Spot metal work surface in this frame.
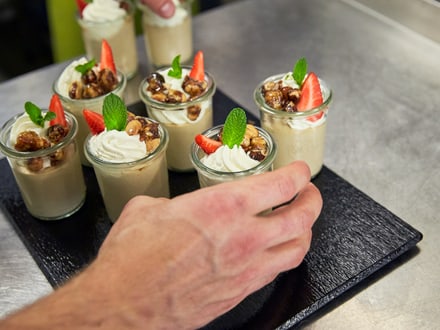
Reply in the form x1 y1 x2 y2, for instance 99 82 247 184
1 0 439 328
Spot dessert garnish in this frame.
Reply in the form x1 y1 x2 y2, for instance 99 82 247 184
14 95 70 171
145 50 208 120
168 55 182 79
195 108 268 161
76 0 129 18
261 57 324 121
83 93 161 152
69 39 118 99
75 0 90 17
188 50 205 82
24 102 55 128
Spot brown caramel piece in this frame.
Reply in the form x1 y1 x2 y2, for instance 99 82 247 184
26 157 44 172
15 131 50 152
187 105 201 121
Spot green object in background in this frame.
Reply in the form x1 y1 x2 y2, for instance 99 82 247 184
46 0 85 62
46 0 201 63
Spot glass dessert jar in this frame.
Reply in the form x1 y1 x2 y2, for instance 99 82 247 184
84 117 170 223
139 67 216 172
77 0 138 79
0 112 86 220
254 73 332 178
190 125 277 188
136 0 193 68
52 64 127 166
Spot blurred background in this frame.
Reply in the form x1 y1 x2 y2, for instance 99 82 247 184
0 0 237 82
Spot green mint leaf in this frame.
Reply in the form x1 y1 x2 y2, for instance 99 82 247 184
24 101 52 127
167 55 182 79
222 107 247 149
75 59 96 75
44 111 56 122
103 93 127 131
293 57 307 86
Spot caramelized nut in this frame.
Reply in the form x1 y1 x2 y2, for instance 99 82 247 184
125 119 142 135
187 105 201 121
27 157 44 172
146 138 160 153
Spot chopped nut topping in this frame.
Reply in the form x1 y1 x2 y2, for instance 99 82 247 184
145 71 208 121
126 115 162 153
15 131 50 152
218 123 269 162
261 79 302 112
69 67 118 100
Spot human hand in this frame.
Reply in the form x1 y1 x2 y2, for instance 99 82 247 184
84 161 322 329
140 0 176 18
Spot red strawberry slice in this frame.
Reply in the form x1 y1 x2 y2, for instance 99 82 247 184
83 109 105 135
100 39 116 75
75 0 88 17
189 50 205 81
49 94 67 128
195 134 221 154
296 72 324 122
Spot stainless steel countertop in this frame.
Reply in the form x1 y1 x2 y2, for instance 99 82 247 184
1 0 439 328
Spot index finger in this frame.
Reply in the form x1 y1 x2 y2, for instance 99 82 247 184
179 161 312 217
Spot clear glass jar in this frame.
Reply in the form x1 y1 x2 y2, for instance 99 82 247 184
190 125 277 187
77 0 138 79
139 67 216 172
0 111 86 220
52 69 127 166
136 0 193 68
84 118 169 223
254 73 332 178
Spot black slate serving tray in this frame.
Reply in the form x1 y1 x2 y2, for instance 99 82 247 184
0 90 422 329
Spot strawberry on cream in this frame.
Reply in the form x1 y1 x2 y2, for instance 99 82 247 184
254 59 332 177
139 59 216 172
82 0 126 22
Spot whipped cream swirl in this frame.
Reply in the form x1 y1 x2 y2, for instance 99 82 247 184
82 0 126 22
201 145 259 172
56 57 88 98
9 113 49 145
88 130 147 163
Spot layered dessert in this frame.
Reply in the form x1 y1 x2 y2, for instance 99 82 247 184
191 107 276 187
0 95 86 220
139 51 216 171
137 0 193 67
84 93 169 222
52 39 126 165
254 58 332 177
77 0 138 78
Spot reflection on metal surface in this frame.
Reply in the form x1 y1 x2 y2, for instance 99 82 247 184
346 0 440 43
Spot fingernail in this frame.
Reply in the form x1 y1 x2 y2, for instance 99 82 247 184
159 2 175 18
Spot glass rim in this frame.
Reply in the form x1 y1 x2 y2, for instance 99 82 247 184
0 111 78 158
84 118 169 168
253 73 333 118
138 67 216 111
52 69 127 106
190 124 277 177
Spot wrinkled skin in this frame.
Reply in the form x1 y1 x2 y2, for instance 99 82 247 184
0 161 322 330
141 0 176 18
